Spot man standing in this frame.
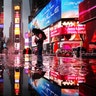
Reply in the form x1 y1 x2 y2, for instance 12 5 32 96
34 33 44 68
32 28 47 69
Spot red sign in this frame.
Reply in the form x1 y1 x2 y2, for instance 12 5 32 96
79 0 96 23
51 27 66 37
67 25 86 34
51 25 86 37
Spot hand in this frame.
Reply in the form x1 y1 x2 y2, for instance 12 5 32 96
35 36 39 40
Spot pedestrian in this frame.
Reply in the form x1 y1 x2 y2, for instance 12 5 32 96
34 33 44 68
32 28 47 69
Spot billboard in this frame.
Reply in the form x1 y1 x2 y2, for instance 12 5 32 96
79 0 96 23
61 0 83 18
29 0 84 30
31 0 61 29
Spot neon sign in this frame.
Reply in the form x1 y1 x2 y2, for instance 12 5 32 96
14 6 20 10
14 5 21 49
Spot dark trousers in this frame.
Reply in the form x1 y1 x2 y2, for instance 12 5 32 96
37 46 43 66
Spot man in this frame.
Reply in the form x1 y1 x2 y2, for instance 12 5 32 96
34 33 44 68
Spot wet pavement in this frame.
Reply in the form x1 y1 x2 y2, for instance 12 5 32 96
0 53 96 96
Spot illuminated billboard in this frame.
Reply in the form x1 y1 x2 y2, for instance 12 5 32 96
31 0 61 29
14 5 21 43
61 0 83 18
79 0 96 23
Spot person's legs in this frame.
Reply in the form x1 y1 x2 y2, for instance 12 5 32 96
36 47 43 67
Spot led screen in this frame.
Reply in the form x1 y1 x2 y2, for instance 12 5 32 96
61 0 83 18
31 0 61 29
61 89 79 96
79 0 96 23
29 0 84 30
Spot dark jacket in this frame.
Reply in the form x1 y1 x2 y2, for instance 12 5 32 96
35 37 43 48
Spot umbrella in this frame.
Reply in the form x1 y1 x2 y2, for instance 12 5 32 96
32 28 47 40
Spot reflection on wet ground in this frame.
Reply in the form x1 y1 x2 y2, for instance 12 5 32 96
0 53 96 96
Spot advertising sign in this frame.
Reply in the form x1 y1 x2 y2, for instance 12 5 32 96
43 28 50 44
61 0 83 18
32 36 37 46
61 89 79 96
79 0 96 23
31 0 61 29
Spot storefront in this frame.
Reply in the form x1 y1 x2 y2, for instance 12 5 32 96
50 20 86 55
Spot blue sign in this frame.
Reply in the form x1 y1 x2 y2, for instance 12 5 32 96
30 78 61 96
32 0 61 29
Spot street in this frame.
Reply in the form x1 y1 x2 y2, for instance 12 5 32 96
0 53 96 96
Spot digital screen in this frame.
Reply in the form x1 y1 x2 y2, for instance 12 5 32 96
14 9 20 40
43 28 50 44
15 80 19 83
79 0 96 23
61 0 83 18
31 0 61 29
29 0 84 30
61 89 79 96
